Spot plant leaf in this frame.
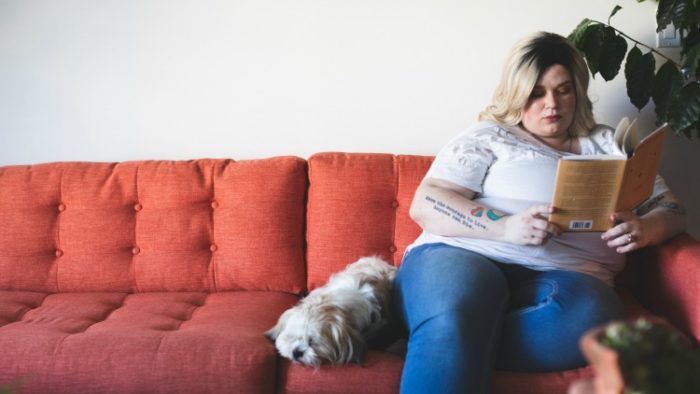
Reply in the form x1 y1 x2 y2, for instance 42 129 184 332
657 0 674 32
609 5 623 25
598 27 628 81
568 18 592 47
582 24 606 77
657 0 691 31
652 60 684 122
682 43 700 77
667 81 700 132
625 47 655 110
682 29 700 57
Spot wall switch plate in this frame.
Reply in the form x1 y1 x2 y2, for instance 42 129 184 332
657 24 682 48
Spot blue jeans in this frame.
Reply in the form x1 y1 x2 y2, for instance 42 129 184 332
394 243 624 394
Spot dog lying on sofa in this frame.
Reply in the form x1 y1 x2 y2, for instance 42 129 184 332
266 256 396 367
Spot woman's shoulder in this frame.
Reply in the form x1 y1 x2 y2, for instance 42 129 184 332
465 120 510 134
586 123 615 138
582 124 619 155
451 121 513 142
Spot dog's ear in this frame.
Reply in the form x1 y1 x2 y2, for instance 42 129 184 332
324 313 367 365
265 309 292 342
348 327 368 365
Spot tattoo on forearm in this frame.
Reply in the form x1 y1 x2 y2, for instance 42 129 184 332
425 195 505 232
635 194 664 215
636 194 686 216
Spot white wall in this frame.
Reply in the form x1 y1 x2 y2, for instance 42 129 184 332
1 0 699 238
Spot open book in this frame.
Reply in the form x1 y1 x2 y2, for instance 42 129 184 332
549 118 668 232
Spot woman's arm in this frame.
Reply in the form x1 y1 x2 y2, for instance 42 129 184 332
410 178 562 245
602 191 687 253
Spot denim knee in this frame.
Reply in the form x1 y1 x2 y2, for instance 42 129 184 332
394 243 509 334
497 270 624 372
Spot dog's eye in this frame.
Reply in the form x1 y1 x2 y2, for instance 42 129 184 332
307 338 314 347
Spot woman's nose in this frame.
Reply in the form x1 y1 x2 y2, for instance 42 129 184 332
544 91 557 109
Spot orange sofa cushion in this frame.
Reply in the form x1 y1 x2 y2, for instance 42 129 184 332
0 158 306 293
0 290 298 393
306 153 432 290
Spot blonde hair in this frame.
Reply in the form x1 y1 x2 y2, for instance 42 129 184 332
479 32 596 137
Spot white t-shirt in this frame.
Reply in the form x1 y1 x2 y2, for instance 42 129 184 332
408 121 669 285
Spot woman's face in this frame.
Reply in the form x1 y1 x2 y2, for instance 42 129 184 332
520 64 576 140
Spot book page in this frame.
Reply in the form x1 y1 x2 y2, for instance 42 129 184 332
550 159 626 231
615 124 668 211
613 117 630 154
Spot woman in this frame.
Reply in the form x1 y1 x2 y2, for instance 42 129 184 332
394 32 687 393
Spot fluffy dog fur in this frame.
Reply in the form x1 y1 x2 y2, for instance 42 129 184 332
265 256 397 367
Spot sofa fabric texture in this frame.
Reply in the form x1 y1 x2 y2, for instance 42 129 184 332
0 158 307 294
1 154 698 394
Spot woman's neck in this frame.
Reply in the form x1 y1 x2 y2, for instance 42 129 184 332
516 126 575 153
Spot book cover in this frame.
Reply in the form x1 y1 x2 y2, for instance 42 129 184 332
549 119 668 232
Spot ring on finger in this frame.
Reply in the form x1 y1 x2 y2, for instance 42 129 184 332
626 233 636 244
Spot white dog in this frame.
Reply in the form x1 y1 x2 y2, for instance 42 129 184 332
265 256 397 367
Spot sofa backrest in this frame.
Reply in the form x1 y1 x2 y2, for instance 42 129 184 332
0 158 307 294
306 153 432 290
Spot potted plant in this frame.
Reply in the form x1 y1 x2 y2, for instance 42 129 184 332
569 0 700 138
577 318 700 394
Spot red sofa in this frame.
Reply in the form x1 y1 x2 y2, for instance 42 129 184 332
1 153 698 394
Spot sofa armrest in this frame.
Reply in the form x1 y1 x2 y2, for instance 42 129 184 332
636 233 700 342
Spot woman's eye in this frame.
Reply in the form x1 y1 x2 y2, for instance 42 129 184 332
558 87 572 94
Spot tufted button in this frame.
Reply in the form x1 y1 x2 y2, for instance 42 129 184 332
134 203 143 212
391 200 399 208
132 247 140 255
209 244 218 252
57 203 66 212
389 245 397 253
211 200 219 209
55 249 64 257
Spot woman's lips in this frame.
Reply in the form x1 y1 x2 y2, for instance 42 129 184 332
544 115 561 123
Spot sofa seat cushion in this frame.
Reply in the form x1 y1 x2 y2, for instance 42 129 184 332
277 283 662 393
278 352 591 394
0 290 297 394
491 368 592 394
278 351 404 394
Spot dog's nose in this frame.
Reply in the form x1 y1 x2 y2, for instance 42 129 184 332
292 348 304 361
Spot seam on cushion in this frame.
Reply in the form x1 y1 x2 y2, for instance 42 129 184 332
175 295 207 330
82 293 129 333
52 333 71 356
55 167 65 293
390 155 399 265
305 157 315 292
154 333 167 354
210 161 218 293
132 165 142 293
16 293 50 322
300 159 309 295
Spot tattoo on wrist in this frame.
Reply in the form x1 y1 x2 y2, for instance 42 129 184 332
636 194 664 215
425 195 505 231
636 194 685 216
658 201 686 215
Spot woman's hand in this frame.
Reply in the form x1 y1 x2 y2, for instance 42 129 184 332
503 205 562 245
601 211 648 253
604 191 687 254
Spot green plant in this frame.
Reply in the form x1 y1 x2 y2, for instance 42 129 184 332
569 0 700 138
598 319 700 393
